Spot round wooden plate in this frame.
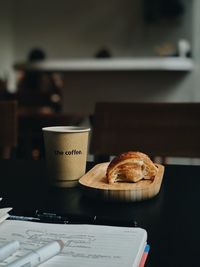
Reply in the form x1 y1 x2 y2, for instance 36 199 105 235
79 162 165 202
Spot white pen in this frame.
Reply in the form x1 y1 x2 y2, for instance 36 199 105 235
6 240 64 267
0 240 20 261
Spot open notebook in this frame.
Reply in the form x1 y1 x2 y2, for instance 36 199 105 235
0 220 147 267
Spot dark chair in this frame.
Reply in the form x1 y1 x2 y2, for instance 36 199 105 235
10 91 62 114
0 100 18 159
18 112 85 159
90 102 200 163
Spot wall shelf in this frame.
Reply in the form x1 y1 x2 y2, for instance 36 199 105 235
15 57 194 72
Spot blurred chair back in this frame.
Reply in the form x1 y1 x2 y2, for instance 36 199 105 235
0 100 18 159
18 112 84 160
90 102 200 162
13 91 61 114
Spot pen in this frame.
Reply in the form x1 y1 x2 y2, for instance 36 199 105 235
8 211 138 227
0 240 20 261
35 211 94 224
6 240 64 267
8 215 40 222
35 211 138 227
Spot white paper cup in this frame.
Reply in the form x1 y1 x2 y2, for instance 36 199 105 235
43 126 90 187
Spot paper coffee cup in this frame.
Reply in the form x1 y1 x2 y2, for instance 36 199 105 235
43 126 90 187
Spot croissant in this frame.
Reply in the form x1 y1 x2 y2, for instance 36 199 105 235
106 151 158 184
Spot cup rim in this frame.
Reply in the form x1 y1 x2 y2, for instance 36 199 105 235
42 126 91 133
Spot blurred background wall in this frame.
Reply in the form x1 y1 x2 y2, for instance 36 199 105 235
0 0 199 114
12 0 192 59
0 0 14 90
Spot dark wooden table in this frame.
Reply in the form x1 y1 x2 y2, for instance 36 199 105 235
0 160 200 267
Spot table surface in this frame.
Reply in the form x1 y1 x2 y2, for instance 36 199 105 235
0 160 200 267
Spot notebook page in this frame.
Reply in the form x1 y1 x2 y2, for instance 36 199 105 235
0 220 147 267
0 208 12 221
0 213 9 224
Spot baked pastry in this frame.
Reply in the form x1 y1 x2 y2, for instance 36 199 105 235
106 151 158 184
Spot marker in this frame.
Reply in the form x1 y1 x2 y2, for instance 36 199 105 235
6 240 64 267
0 240 20 261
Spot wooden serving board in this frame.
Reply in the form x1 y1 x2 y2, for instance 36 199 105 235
79 162 164 202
